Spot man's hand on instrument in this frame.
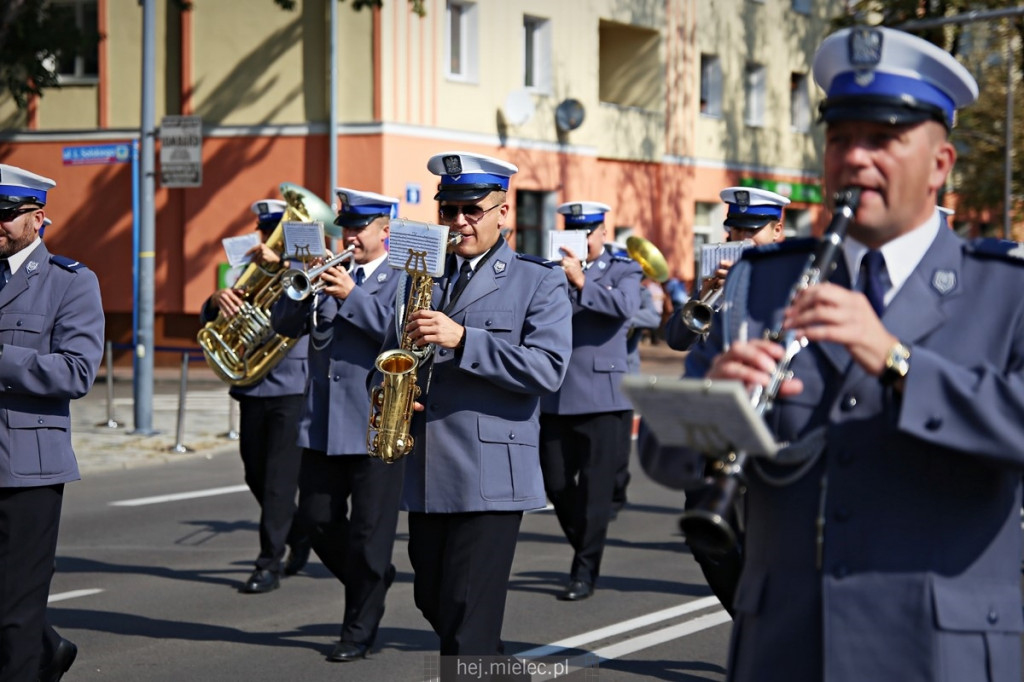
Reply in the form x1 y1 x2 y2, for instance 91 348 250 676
700 260 733 299
406 310 465 349
211 288 245 317
247 243 280 266
783 282 897 378
558 246 586 289
707 339 804 397
319 265 355 300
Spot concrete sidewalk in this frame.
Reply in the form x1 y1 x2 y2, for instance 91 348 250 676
69 343 687 476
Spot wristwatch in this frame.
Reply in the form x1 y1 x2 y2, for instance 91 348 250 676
880 342 911 387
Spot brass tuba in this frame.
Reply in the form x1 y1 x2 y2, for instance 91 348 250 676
625 236 670 282
366 227 462 463
197 182 336 386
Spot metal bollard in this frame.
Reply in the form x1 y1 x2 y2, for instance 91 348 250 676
95 340 121 428
222 397 240 441
166 352 194 453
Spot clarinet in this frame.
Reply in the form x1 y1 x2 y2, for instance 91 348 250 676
679 187 862 557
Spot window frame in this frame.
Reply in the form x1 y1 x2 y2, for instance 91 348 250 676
790 71 811 133
700 54 722 118
445 0 479 83
744 62 766 128
52 0 99 84
522 14 552 93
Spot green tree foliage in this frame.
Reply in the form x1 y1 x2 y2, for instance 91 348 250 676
0 0 98 109
837 1 1024 229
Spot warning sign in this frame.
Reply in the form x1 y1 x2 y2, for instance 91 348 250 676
159 115 202 188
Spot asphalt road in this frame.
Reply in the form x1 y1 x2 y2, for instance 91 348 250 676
49 440 731 681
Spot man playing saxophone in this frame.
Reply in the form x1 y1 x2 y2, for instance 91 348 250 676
200 199 310 595
270 188 403 663
376 151 573 665
665 187 789 351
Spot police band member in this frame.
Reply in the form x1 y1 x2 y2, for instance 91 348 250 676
271 188 403 662
539 201 642 601
664 187 789 352
0 165 104 681
201 200 310 594
643 26 1024 682
380 152 572 660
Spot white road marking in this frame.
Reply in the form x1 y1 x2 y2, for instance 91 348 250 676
48 588 104 603
110 484 249 507
517 595 722 658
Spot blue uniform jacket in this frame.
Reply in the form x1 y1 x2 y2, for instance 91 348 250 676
271 265 399 455
643 226 1024 682
0 242 104 487
374 240 572 513
200 290 308 399
541 250 642 415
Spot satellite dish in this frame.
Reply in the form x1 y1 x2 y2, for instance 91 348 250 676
503 89 535 127
555 98 585 133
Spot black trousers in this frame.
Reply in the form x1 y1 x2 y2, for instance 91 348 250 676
611 410 635 509
407 511 522 656
540 410 631 585
0 484 63 682
237 394 307 573
298 450 404 645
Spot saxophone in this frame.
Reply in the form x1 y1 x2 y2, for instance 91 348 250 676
367 233 462 463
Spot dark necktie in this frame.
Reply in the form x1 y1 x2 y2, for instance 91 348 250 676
354 267 365 287
0 259 9 292
446 260 473 311
861 250 886 317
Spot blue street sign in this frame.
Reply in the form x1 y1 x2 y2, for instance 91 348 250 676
63 143 132 166
406 182 421 205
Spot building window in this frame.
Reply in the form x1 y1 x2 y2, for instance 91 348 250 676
515 189 556 257
446 1 478 82
745 62 766 127
51 0 99 82
598 20 662 111
792 0 812 14
523 15 551 92
790 72 811 132
700 54 722 117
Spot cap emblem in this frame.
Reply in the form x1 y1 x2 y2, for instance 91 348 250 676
338 192 350 208
257 202 269 214
442 155 463 177
570 204 583 216
849 28 883 86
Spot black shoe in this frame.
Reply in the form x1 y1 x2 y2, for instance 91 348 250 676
327 640 369 662
39 637 77 682
283 544 311 576
240 568 280 594
559 579 594 601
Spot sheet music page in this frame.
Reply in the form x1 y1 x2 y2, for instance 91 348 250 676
699 241 750 280
621 375 779 457
388 218 450 276
282 221 326 260
221 232 261 267
547 230 588 262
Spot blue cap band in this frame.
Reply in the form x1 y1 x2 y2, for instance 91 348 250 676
439 172 510 191
564 214 605 227
828 71 955 126
257 211 284 223
0 184 47 204
728 205 783 220
343 203 394 216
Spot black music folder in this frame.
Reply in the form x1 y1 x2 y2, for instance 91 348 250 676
621 375 779 457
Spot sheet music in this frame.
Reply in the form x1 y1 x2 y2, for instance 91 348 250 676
621 375 779 457
388 218 449 276
221 232 261 267
282 221 326 260
547 230 588 262
699 241 750 280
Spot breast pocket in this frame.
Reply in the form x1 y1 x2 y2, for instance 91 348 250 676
464 310 515 340
0 312 46 346
7 411 71 476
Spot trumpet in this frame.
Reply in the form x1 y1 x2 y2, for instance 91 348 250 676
282 246 357 301
677 285 724 337
679 187 862 557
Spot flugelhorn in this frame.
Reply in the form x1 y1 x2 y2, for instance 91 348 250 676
677 286 724 336
626 236 670 282
678 187 862 557
282 245 356 301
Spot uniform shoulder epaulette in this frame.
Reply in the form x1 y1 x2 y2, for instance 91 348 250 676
516 253 557 268
966 238 1024 264
49 255 88 272
611 254 634 263
740 237 816 261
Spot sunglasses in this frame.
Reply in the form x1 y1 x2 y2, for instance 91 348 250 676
0 207 39 223
438 202 501 223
